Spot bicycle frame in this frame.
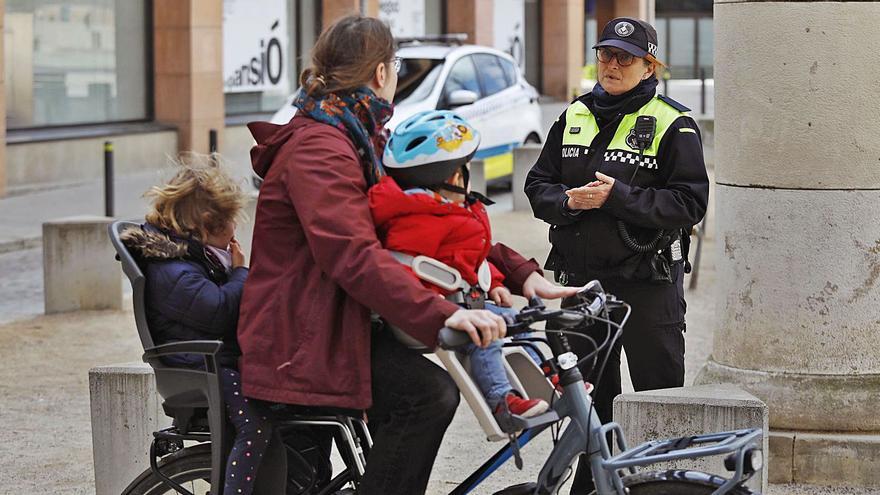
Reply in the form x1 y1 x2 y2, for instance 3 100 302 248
437 295 762 495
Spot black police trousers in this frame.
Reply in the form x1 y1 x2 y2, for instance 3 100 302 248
567 264 687 493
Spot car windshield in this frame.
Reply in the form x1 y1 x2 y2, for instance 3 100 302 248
394 58 444 105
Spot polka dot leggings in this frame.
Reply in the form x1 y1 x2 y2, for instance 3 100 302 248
220 368 273 495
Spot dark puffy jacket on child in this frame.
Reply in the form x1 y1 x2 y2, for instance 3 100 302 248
121 223 247 368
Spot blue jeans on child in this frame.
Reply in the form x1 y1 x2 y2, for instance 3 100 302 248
463 303 543 409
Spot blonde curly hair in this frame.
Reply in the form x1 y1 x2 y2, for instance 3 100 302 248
145 154 247 241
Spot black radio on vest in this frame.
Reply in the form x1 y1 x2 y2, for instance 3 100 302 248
617 112 675 284
634 115 656 152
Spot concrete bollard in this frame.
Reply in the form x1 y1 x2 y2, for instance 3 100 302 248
613 384 768 493
43 216 122 314
469 158 486 197
89 363 168 495
513 144 542 211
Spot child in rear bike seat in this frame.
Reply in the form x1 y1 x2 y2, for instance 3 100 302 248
121 159 272 495
369 110 549 419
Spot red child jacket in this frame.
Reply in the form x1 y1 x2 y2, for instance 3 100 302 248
368 176 504 293
238 116 541 410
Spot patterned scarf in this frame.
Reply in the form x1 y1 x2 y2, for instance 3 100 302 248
292 86 393 187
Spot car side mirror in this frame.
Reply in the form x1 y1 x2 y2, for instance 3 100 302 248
447 89 478 108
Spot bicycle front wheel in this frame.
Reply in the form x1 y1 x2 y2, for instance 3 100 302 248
122 444 212 495
620 469 758 495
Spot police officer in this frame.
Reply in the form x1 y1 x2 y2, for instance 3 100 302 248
524 17 709 491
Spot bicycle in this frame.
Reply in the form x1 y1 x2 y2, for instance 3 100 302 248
427 282 763 495
110 220 761 495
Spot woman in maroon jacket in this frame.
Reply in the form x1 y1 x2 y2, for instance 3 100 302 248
238 15 575 494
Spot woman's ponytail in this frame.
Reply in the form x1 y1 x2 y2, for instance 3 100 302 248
300 67 328 97
299 15 395 98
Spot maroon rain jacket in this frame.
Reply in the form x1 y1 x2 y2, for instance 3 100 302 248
238 115 541 410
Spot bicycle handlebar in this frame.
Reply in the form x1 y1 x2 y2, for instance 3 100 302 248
437 282 612 350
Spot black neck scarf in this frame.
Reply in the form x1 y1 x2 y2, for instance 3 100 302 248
586 76 658 126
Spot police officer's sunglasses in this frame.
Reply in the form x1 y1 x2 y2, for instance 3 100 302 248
596 47 637 67
392 57 402 74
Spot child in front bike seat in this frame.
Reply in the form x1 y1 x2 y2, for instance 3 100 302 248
369 110 549 419
121 159 275 495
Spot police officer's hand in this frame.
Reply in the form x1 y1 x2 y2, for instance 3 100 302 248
566 172 616 209
522 272 581 300
445 308 507 348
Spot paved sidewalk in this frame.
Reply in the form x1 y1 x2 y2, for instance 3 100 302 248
0 180 871 493
0 100 570 255
0 172 165 254
0 118 858 493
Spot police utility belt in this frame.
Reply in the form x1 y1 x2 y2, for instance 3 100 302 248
558 228 688 287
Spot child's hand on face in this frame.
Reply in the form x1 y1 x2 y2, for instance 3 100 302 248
230 237 246 268
489 286 513 307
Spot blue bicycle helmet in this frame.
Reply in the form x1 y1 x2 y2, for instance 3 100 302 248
383 110 481 189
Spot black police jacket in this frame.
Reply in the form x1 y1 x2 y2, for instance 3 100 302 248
524 94 709 282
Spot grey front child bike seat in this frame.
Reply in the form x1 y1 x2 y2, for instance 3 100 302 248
384 255 558 441
109 220 230 493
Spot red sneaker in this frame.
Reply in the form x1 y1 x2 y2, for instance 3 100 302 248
551 376 594 395
499 393 549 418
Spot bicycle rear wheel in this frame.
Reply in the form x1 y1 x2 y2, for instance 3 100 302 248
123 444 212 495
620 469 758 495
123 442 357 495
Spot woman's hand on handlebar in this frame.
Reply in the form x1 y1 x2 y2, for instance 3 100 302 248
444 309 506 348
522 272 581 300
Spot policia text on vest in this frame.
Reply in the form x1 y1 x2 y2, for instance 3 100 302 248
524 94 709 285
523 91 710 493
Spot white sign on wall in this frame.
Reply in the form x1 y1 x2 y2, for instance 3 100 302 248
223 0 289 93
379 0 425 38
493 0 526 69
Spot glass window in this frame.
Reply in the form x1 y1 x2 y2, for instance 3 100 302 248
424 0 444 35
224 0 301 116
5 0 150 129
394 58 444 105
442 56 481 101
473 54 509 96
584 18 597 65
655 18 669 68
657 0 712 14
669 17 696 78
499 57 519 87
523 0 541 87
697 17 713 78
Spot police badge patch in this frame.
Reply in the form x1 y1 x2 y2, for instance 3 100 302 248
625 127 640 149
615 21 634 37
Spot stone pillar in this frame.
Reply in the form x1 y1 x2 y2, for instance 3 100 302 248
153 0 224 154
445 0 493 46
0 0 7 198
43 216 122 314
322 0 380 28
541 0 584 100
696 1 880 488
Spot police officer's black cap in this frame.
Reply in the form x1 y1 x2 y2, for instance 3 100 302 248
593 17 665 66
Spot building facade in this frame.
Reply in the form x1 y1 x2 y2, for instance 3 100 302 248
0 0 590 197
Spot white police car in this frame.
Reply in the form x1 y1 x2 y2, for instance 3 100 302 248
270 40 544 182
